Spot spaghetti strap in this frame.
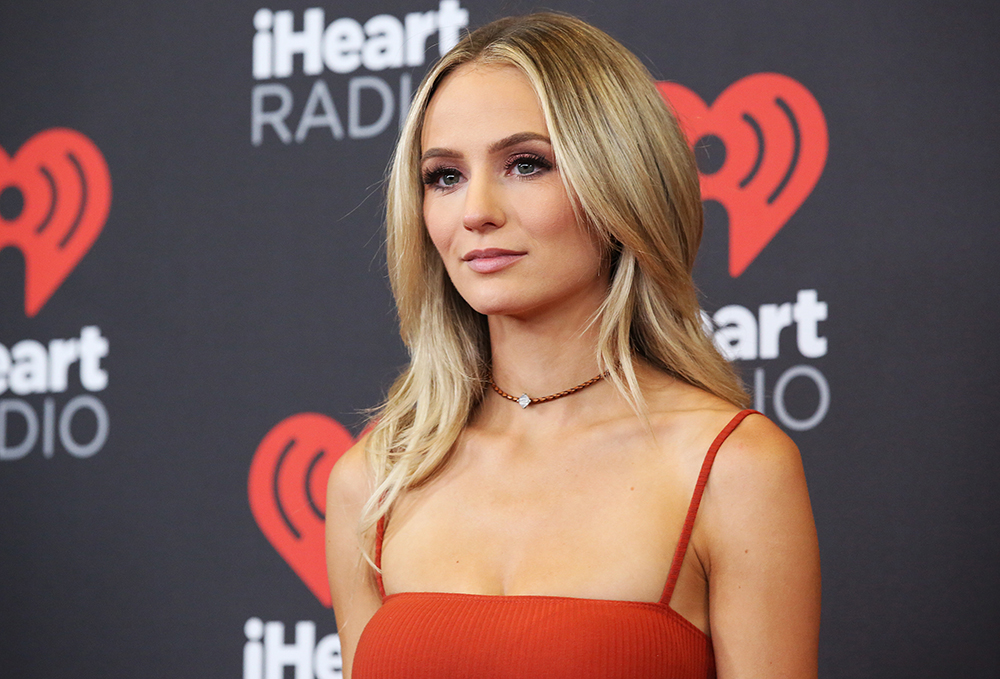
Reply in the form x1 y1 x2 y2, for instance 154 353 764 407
660 409 758 605
375 514 387 600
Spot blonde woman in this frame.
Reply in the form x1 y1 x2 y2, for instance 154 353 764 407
326 13 819 679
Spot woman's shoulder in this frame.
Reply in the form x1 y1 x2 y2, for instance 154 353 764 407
639 376 800 479
325 433 385 669
676 409 820 678
327 433 374 509
701 408 802 492
675 402 811 553
683 406 801 487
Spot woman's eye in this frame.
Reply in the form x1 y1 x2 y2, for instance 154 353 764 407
508 154 551 177
423 168 462 188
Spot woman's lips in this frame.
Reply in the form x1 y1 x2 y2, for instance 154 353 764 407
462 249 526 273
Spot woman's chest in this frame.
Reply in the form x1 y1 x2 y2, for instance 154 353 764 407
380 441 693 601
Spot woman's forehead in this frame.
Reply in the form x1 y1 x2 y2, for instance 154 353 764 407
421 64 549 152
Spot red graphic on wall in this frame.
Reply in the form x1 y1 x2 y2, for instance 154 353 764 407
658 74 827 276
0 129 112 316
249 413 357 607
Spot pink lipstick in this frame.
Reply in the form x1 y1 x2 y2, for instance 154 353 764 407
462 248 526 273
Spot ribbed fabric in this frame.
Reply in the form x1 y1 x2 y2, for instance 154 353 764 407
353 409 757 678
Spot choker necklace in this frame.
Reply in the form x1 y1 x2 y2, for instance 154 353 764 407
489 371 609 408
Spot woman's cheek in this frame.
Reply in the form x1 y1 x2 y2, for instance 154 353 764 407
426 226 452 262
423 206 450 257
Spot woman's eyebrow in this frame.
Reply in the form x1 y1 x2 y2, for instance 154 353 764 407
420 132 552 163
488 131 551 153
421 147 460 162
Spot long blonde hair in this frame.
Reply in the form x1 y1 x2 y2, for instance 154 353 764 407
360 12 747 547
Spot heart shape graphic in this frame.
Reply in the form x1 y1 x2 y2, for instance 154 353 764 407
0 128 112 316
249 412 357 607
658 74 828 276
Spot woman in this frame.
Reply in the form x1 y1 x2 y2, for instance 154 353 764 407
326 13 819 679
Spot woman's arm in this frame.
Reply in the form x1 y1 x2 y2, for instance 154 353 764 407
700 414 822 678
325 440 383 679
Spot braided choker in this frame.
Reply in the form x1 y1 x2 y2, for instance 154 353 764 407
489 371 609 408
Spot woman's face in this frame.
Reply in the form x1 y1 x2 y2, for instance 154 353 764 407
420 64 608 320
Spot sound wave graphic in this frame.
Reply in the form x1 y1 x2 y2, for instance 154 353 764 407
0 129 112 316
248 413 355 607
658 73 828 276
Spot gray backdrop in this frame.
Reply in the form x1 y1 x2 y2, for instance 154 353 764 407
1 1 998 677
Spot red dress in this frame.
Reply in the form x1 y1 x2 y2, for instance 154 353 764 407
352 409 758 678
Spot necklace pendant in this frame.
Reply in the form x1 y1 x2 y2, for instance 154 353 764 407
488 371 607 409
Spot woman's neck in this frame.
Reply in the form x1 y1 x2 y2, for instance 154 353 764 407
486 303 604 403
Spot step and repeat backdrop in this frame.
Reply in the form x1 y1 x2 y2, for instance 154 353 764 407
1 1 997 677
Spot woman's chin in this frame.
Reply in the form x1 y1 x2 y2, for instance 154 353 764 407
460 291 538 319
466 299 525 318
460 286 606 322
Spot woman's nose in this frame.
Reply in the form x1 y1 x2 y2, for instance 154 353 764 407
462 174 505 231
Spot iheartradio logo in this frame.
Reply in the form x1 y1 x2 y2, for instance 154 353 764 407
248 413 358 607
658 73 828 276
0 129 112 317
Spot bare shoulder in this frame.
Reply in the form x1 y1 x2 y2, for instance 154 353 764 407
637 377 756 463
325 434 376 595
325 432 375 571
706 411 806 502
717 410 799 462
697 410 811 549
326 434 373 512
697 411 820 677
325 434 382 678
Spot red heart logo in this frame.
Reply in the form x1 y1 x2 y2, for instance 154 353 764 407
248 413 356 607
0 129 112 316
658 74 828 276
